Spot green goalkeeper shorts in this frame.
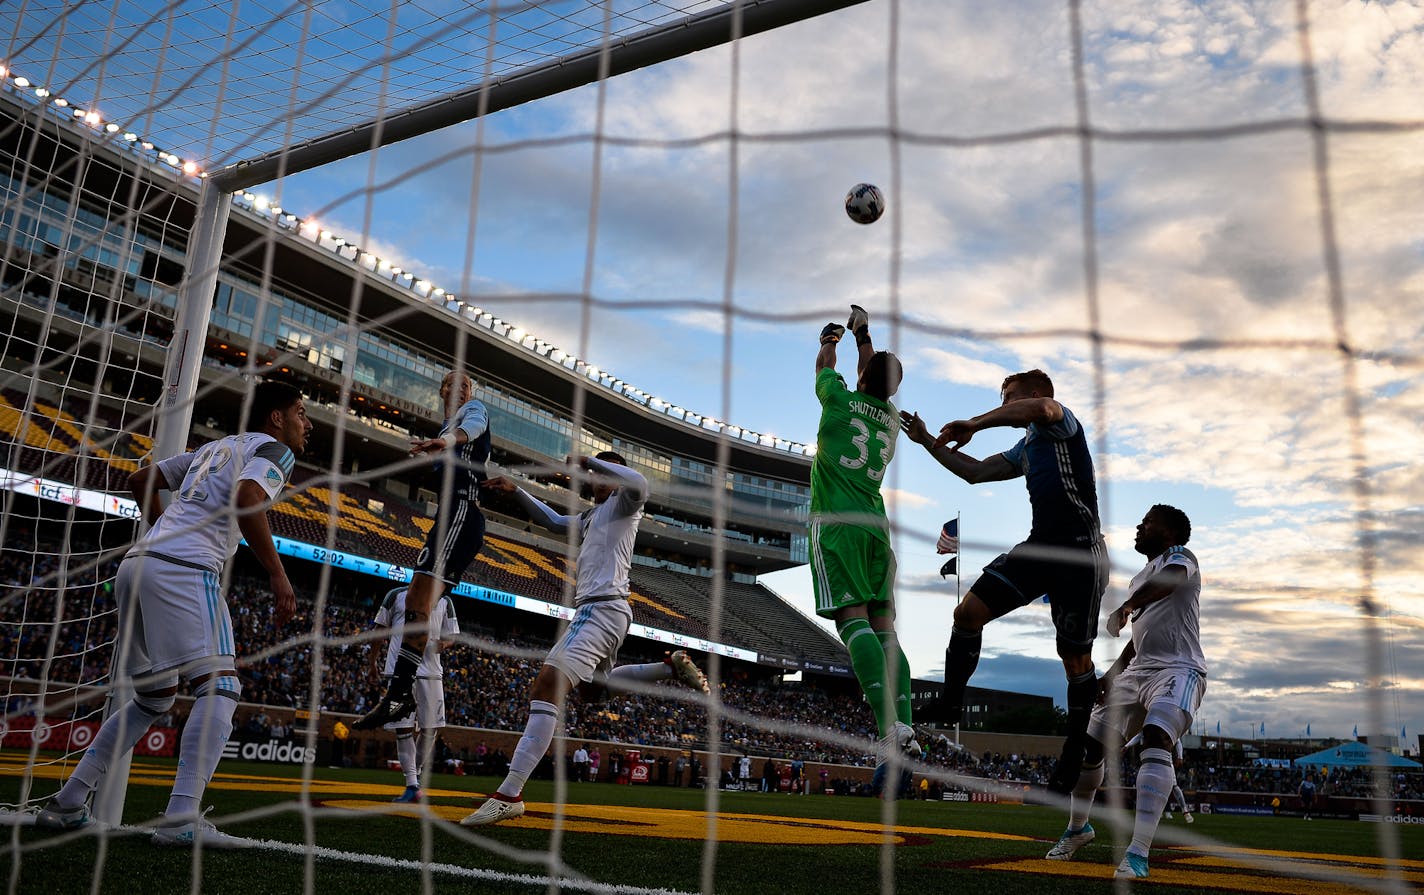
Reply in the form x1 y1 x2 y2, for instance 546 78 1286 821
810 521 896 618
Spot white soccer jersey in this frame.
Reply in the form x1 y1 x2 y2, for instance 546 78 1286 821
571 478 644 602
515 457 646 604
1127 546 1207 674
376 587 459 678
131 433 294 572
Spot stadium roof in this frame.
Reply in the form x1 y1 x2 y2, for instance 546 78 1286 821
1 0 870 189
1294 741 1422 769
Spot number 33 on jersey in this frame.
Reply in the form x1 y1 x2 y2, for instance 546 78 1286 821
811 367 897 531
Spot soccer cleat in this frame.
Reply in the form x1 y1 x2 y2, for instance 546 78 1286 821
460 795 525 827
1114 852 1150 879
667 650 710 695
151 810 253 849
35 799 92 831
875 720 921 764
392 785 422 804
1184 812 1194 824
847 304 870 332
352 690 415 730
871 720 922 798
1165 811 1174 819
1044 823 1095 860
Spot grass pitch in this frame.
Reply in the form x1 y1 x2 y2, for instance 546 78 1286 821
2 757 1420 894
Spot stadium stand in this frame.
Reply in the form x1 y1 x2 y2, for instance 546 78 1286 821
0 402 834 664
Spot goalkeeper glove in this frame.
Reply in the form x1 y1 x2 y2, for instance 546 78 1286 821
848 304 871 346
819 323 846 345
847 304 869 331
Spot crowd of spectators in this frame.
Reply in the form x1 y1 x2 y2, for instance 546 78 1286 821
1190 763 1424 802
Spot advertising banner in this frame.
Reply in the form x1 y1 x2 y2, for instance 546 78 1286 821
0 716 176 757
220 734 317 765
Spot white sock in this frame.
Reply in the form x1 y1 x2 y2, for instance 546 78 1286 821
497 700 558 799
605 662 673 690
396 732 418 787
1129 747 1175 856
166 683 238 817
56 699 161 809
1171 785 1185 812
1068 759 1105 831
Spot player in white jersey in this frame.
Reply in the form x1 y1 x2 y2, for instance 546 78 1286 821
1045 504 1204 880
461 452 710 826
37 381 310 847
356 369 490 731
369 586 459 802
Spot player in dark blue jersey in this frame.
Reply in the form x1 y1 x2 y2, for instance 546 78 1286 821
356 370 490 729
902 369 1108 793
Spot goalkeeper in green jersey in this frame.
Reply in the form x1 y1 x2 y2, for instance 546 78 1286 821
811 306 919 785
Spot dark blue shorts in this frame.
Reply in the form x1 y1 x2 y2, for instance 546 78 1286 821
970 537 1109 655
414 500 485 586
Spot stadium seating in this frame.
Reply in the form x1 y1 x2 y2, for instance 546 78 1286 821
0 399 842 670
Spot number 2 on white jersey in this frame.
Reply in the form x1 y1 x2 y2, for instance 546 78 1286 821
839 419 892 482
180 443 233 503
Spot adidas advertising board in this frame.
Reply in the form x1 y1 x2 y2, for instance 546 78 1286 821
221 735 317 765
1361 814 1424 824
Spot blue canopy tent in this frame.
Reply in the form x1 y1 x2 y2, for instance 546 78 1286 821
1294 741 1422 769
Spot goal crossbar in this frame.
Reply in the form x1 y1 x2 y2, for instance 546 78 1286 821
211 0 871 193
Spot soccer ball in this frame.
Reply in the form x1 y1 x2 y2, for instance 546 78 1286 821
332 720 350 740
845 183 885 224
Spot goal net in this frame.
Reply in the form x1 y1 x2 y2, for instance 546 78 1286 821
1 1 1419 893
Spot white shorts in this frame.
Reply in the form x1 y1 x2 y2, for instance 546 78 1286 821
544 599 633 685
385 677 446 731
115 554 235 679
1088 665 1205 745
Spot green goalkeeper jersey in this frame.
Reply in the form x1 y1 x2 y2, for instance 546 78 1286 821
810 366 897 538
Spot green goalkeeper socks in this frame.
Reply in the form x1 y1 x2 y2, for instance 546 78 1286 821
838 617 893 737
876 630 913 726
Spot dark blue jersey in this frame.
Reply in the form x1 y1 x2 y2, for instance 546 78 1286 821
1000 404 1100 545
433 398 490 500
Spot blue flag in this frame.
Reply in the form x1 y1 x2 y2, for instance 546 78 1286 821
1353 724 1359 739
1306 723 1311 737
1216 720 1221 736
1260 721 1266 737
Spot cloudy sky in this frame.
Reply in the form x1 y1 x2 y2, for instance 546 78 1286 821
8 0 1420 746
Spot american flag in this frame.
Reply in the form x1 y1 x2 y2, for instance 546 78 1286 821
936 518 959 554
